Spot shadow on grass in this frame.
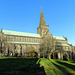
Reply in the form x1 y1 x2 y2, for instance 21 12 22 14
56 61 75 71
0 57 46 75
50 60 73 75
71 60 75 63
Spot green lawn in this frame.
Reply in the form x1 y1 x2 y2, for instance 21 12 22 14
0 57 75 75
38 58 75 75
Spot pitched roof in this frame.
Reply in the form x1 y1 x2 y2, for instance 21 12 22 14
2 30 41 38
53 36 66 40
2 30 66 40
7 41 40 45
55 44 69 46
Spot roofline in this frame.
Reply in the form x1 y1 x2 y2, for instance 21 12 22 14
6 41 40 45
2 29 39 35
3 34 41 38
2 29 41 38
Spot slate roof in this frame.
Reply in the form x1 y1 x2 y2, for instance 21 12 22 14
53 36 66 40
7 41 40 45
2 29 66 41
2 30 41 38
55 44 69 46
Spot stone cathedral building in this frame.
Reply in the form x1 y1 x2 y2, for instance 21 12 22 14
0 9 75 59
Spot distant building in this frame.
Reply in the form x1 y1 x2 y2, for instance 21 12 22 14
0 9 75 59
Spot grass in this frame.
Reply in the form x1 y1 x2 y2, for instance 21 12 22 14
0 57 75 75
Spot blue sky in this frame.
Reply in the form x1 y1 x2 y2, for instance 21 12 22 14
0 0 75 46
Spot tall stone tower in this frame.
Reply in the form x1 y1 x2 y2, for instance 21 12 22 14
37 9 49 37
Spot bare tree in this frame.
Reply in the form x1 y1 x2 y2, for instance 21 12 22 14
39 36 55 59
0 36 7 57
39 42 47 58
4 43 16 57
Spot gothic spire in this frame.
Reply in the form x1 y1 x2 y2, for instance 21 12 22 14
39 9 46 26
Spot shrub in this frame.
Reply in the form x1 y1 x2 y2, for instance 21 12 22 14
27 50 38 57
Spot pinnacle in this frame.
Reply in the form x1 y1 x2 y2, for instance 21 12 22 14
39 9 46 26
41 8 43 14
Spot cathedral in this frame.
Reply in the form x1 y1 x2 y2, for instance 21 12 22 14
0 9 75 60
